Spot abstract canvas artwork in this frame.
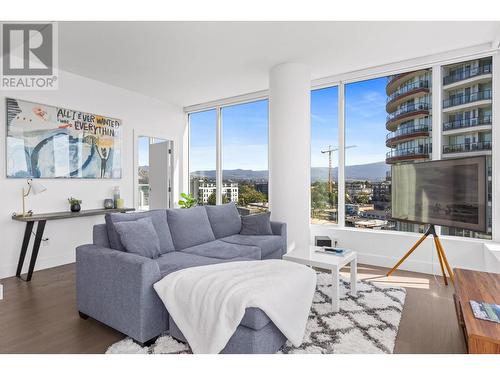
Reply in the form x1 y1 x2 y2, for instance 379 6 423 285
6 98 122 178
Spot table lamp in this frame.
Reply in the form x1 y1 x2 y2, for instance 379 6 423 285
21 178 47 217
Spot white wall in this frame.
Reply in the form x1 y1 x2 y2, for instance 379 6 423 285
0 70 184 279
311 225 500 275
269 63 311 255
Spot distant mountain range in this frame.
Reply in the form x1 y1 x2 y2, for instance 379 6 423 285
191 169 268 181
191 161 390 182
312 161 390 182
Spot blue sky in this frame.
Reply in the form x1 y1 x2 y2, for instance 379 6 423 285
188 76 388 172
138 136 172 166
189 100 268 172
344 76 388 166
138 136 150 166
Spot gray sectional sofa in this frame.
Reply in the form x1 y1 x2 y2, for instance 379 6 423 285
76 203 288 353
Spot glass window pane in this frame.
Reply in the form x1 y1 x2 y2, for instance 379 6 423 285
137 136 150 210
441 57 492 239
310 86 339 224
222 99 269 213
345 69 432 232
189 109 217 206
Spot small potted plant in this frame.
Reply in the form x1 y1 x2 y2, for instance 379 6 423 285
68 197 82 212
178 193 197 208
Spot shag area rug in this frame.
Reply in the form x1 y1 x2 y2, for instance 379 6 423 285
106 271 406 354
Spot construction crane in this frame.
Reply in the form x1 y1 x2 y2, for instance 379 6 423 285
321 145 357 194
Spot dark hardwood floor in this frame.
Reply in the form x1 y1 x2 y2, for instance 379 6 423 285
0 263 466 354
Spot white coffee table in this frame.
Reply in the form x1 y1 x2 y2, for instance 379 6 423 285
283 246 357 312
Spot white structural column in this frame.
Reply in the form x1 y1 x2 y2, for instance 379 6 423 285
269 63 311 255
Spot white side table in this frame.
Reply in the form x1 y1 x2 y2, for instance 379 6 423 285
283 246 357 312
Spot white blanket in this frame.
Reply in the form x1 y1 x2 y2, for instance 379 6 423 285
153 259 317 354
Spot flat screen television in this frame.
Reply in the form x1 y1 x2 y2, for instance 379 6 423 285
391 156 487 232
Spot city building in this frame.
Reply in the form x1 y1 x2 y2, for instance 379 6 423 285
254 182 269 197
372 180 391 210
441 57 492 158
190 179 239 204
385 69 433 164
441 57 493 238
346 181 372 199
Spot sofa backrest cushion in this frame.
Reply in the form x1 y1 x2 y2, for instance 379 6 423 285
113 217 162 259
105 210 175 254
205 202 242 239
167 206 215 250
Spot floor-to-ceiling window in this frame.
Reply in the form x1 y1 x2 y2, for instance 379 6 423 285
188 100 269 212
344 69 432 232
440 57 493 239
189 109 217 205
310 86 339 224
188 53 494 241
222 99 269 213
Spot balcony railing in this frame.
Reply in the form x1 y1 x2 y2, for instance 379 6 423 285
386 69 429 92
387 80 429 103
443 89 492 108
443 115 492 131
443 64 492 86
442 141 492 154
386 72 414 87
387 102 430 122
386 145 431 160
386 122 431 143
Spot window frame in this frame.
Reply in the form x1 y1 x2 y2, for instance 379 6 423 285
187 96 270 205
185 46 498 242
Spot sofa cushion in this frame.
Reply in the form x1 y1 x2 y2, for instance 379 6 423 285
105 210 174 254
155 252 253 277
220 234 283 258
167 206 215 250
205 202 242 239
240 212 273 235
113 217 161 259
181 240 261 260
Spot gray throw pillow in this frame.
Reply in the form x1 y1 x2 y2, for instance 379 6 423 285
240 212 273 235
105 210 174 254
113 217 161 259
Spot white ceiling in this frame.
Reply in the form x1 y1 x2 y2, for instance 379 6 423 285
58 21 500 107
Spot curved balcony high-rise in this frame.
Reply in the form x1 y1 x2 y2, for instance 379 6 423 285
385 69 432 164
441 57 492 158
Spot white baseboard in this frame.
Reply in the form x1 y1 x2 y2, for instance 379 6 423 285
355 251 445 275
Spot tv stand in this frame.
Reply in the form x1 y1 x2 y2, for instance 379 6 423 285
387 224 454 285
